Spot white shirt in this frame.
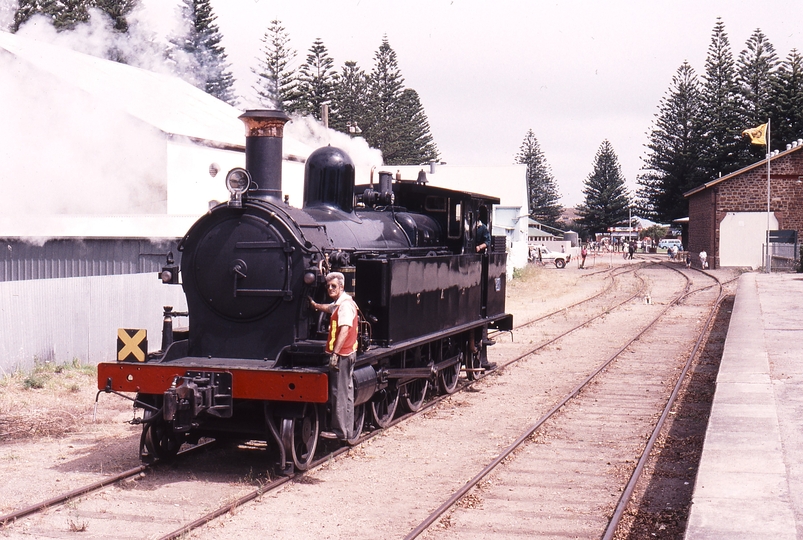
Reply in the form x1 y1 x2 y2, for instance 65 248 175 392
334 292 356 328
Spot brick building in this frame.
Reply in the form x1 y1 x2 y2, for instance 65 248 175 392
684 143 803 269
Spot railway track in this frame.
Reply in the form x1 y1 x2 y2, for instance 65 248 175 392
152 262 650 539
2 261 729 539
0 442 219 528
405 264 729 539
0 264 633 526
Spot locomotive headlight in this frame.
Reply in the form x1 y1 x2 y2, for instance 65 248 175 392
225 168 252 207
303 272 317 285
160 264 179 284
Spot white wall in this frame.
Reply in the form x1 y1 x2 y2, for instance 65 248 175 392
720 212 778 268
0 274 188 373
492 206 529 278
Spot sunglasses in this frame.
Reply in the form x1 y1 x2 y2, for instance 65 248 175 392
327 283 340 289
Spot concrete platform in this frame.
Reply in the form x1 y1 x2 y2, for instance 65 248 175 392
686 272 803 539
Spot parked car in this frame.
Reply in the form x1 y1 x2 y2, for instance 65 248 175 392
658 239 683 250
529 245 571 268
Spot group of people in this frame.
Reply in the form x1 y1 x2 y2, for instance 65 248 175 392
680 249 708 269
666 245 683 260
577 240 710 271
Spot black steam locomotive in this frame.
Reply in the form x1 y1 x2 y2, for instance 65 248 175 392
97 110 512 472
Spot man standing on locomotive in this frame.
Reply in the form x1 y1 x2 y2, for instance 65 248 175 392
309 272 358 441
473 206 497 371
475 214 492 254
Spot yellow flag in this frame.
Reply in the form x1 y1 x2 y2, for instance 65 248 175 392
742 123 767 146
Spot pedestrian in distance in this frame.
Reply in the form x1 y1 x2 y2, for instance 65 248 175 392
700 250 708 269
579 245 587 269
685 252 692 269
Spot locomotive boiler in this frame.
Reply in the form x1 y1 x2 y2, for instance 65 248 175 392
97 109 512 472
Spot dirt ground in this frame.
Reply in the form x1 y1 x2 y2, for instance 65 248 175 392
0 258 733 539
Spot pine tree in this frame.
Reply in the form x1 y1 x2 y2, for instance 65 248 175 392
13 0 135 33
11 0 36 32
637 62 705 222
698 18 744 178
94 0 136 32
737 28 778 163
363 37 406 161
330 61 369 135
13 0 90 31
577 140 630 235
768 49 803 150
388 88 439 165
289 38 336 119
169 0 237 105
514 130 562 227
738 29 778 123
251 20 297 110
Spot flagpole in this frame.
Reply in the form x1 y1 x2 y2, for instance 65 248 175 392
766 118 771 273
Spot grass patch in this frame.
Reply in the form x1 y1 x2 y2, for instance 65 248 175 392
3 358 95 392
0 359 98 441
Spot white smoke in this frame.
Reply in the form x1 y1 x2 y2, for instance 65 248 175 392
0 2 195 218
13 1 187 77
1 2 386 220
285 115 384 182
0 48 167 215
0 1 16 32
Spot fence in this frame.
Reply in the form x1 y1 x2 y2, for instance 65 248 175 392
765 230 798 272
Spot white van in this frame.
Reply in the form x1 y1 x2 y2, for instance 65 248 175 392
659 239 683 250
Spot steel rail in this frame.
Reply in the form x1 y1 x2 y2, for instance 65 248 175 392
601 267 727 539
403 265 693 539
1 263 657 537
0 440 214 527
513 264 633 330
154 265 652 540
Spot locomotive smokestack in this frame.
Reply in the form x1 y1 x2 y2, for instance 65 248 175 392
238 110 290 201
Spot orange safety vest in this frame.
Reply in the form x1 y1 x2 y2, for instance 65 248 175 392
326 297 359 355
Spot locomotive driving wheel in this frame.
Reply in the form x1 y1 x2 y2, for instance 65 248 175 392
371 386 400 428
403 379 429 412
281 403 320 471
345 403 366 446
465 345 482 381
439 354 461 394
142 411 181 462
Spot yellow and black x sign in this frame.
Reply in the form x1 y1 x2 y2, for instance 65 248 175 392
117 329 147 362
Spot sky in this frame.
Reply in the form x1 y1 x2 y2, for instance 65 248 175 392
2 0 801 208
208 0 801 207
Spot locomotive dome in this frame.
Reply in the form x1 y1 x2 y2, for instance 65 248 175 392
303 146 356 213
